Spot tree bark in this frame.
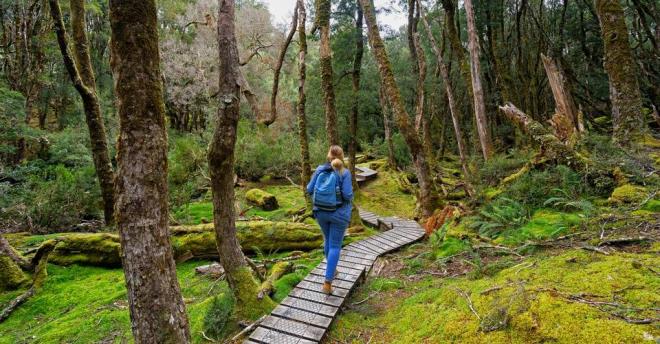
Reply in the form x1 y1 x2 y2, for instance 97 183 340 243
263 1 299 126
208 0 274 320
350 6 364 189
316 0 339 145
49 0 116 225
359 0 436 218
297 0 312 202
379 86 397 170
464 0 494 160
418 1 471 182
541 53 582 144
440 0 473 101
108 1 191 342
594 0 646 146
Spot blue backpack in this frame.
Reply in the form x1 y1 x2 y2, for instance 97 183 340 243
313 170 343 211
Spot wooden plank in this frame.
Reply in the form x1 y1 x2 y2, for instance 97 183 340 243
271 304 333 329
297 280 350 298
280 296 339 318
248 326 316 344
289 288 345 307
303 274 355 290
310 267 360 282
346 242 381 255
376 231 418 244
351 240 387 254
261 315 325 341
317 262 364 276
387 229 423 240
338 254 374 267
364 235 403 250
340 249 377 261
342 245 378 257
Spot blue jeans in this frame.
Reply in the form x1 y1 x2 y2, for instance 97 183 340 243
314 210 348 282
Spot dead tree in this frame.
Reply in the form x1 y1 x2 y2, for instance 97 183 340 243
49 0 115 225
109 0 191 342
263 1 299 126
359 0 436 218
208 0 274 319
541 53 583 145
417 0 471 184
464 0 494 160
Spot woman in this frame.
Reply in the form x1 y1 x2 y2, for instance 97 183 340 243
306 145 353 294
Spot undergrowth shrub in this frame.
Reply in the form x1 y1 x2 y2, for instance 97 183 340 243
469 198 530 238
168 135 208 207
475 150 531 186
362 133 412 167
203 293 234 340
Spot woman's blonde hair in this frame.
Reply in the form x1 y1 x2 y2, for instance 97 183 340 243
327 145 345 173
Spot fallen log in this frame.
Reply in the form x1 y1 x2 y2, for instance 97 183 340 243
41 221 322 268
257 261 293 299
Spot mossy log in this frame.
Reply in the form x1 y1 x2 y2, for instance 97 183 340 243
257 261 293 299
42 221 322 268
0 255 28 291
245 189 279 211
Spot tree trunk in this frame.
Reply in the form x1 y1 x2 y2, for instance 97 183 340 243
49 0 116 225
359 0 435 218
317 0 339 145
263 1 299 126
379 86 397 170
350 6 364 189
594 0 646 146
418 0 471 182
208 0 274 320
464 0 494 160
108 0 191 342
440 0 473 101
297 0 312 203
541 53 582 144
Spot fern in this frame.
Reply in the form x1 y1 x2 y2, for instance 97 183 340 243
470 198 529 238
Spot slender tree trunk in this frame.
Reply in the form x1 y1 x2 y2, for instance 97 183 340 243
350 6 364 189
379 86 397 169
441 0 472 101
359 0 436 218
108 0 191 342
263 1 299 126
418 0 471 181
297 0 312 199
464 0 494 160
208 0 274 319
541 53 582 144
316 0 339 145
49 0 116 225
594 0 646 146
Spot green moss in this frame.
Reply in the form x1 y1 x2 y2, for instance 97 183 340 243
229 267 275 321
49 233 122 267
608 184 648 204
332 250 660 343
245 188 279 211
0 255 27 291
641 199 660 212
498 210 582 245
355 169 417 219
434 236 470 258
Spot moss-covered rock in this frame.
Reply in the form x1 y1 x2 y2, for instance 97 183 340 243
608 184 648 204
39 221 322 268
0 255 28 290
245 188 279 211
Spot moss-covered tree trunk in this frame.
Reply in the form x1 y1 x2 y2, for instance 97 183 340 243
349 5 364 190
594 0 646 146
297 0 312 206
441 0 473 101
316 0 339 145
359 0 436 218
379 86 397 169
108 0 191 342
264 1 299 127
464 0 494 160
49 0 115 225
208 0 273 320
418 0 471 182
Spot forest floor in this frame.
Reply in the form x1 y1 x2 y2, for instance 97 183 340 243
0 156 658 343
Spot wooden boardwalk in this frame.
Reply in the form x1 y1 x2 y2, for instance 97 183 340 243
245 209 425 344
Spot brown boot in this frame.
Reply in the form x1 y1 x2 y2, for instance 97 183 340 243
322 281 332 295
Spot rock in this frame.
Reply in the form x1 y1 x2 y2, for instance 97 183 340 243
245 188 279 211
195 262 225 278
